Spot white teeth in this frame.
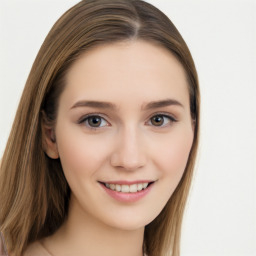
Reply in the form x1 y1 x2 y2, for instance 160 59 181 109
121 185 129 193
104 182 150 193
116 184 121 192
110 184 115 190
129 184 137 193
143 183 148 189
137 183 143 191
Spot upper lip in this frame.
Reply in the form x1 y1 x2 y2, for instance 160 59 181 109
99 180 155 185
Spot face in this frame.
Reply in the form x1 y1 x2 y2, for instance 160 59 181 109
47 41 194 231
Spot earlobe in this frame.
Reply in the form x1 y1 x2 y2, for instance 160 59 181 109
41 113 59 159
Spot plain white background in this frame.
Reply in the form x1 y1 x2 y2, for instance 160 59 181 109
0 0 255 255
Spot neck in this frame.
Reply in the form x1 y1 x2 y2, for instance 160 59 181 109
43 196 145 256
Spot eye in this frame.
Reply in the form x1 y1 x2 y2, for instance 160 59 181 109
79 115 109 128
148 114 176 127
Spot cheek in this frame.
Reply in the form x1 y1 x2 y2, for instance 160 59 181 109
148 127 194 218
55 124 111 180
155 127 194 181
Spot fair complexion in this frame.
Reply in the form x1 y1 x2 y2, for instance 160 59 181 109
42 40 194 256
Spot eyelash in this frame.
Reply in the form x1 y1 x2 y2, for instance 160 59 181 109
78 113 177 130
146 113 177 127
78 113 110 130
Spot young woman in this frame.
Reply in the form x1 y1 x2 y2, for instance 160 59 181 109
0 0 200 255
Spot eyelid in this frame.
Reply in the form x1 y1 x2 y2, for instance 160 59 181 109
146 112 178 126
148 111 177 121
77 113 111 128
77 112 107 123
76 112 177 128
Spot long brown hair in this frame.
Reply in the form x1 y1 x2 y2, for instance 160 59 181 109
0 1 200 255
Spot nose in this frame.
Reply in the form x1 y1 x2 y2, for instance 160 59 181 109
110 126 146 171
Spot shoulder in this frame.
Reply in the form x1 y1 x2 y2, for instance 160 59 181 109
23 241 51 256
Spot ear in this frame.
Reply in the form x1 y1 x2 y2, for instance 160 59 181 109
41 112 59 159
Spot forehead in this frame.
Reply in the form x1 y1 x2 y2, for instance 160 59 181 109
61 40 190 109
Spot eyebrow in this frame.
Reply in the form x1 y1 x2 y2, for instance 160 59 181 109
142 99 184 110
70 98 183 110
70 100 117 110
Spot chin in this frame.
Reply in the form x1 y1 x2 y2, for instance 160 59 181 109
100 207 161 232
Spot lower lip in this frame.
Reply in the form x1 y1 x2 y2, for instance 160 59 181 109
99 183 154 203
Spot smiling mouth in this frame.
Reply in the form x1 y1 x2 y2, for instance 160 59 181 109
100 182 154 193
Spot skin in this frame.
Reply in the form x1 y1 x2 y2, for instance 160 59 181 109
42 40 194 256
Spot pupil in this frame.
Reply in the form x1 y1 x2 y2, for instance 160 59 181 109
152 116 163 126
88 116 101 127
